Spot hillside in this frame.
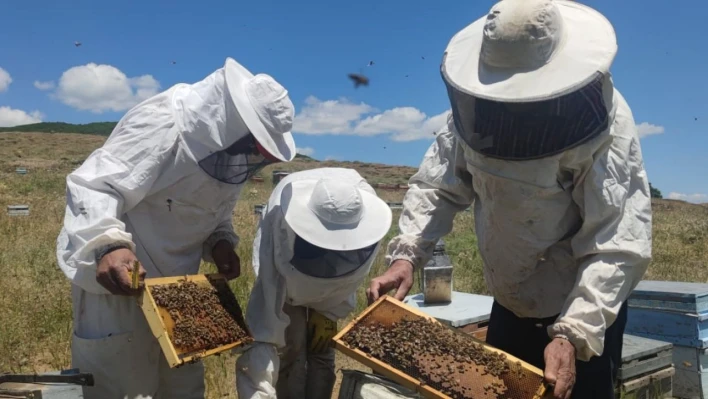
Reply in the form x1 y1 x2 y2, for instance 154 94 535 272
1 131 706 398
0 121 118 136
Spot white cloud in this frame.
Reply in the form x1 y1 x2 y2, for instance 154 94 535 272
296 146 315 156
0 106 43 127
636 122 664 138
324 155 340 161
34 80 55 90
54 63 160 113
293 96 449 142
668 192 708 204
0 67 12 92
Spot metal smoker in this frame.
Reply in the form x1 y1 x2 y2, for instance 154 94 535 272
421 239 453 304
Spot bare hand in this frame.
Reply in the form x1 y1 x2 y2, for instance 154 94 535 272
544 337 577 399
96 248 145 296
366 260 414 304
212 240 241 280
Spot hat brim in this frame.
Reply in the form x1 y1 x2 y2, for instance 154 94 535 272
441 1 617 102
223 57 296 162
281 180 393 251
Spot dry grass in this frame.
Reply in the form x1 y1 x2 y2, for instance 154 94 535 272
1 132 706 398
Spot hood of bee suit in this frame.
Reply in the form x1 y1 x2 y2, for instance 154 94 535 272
441 0 620 160
171 63 253 165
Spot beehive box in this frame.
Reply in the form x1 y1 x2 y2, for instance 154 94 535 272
7 205 30 216
137 274 253 368
617 366 675 399
629 281 708 315
618 334 674 381
626 281 708 348
338 369 424 399
627 305 708 348
333 296 548 399
272 171 290 184
671 345 708 398
626 280 708 397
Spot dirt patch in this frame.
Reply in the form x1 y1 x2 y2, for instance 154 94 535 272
150 280 251 353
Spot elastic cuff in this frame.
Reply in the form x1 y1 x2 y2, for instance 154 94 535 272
203 231 239 263
547 322 594 361
94 242 133 263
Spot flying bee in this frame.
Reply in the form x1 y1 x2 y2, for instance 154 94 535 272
348 73 369 88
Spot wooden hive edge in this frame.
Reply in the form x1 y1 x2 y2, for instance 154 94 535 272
138 281 182 368
139 273 253 368
333 295 548 399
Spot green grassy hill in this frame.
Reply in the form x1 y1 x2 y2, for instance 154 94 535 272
0 121 118 136
0 122 317 162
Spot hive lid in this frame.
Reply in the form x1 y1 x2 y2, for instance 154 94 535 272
404 291 493 327
629 280 708 314
621 334 673 363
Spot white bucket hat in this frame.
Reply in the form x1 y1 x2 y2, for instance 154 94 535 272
223 57 296 162
280 178 393 251
441 0 617 102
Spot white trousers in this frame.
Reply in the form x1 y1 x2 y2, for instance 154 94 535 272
70 284 205 399
275 304 336 399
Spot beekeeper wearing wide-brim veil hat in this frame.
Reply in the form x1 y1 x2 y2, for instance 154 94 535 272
237 167 393 399
56 56 298 398
367 1 652 398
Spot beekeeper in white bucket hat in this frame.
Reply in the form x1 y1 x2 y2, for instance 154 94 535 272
367 1 652 398
236 167 393 399
56 57 297 398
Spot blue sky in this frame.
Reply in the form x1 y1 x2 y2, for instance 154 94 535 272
0 0 706 202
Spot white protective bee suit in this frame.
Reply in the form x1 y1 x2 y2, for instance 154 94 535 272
236 167 393 399
386 0 652 366
56 57 297 399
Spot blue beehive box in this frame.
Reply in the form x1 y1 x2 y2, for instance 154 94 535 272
626 281 708 348
629 280 708 314
626 280 708 398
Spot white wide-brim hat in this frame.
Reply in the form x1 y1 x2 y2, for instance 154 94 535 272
280 178 393 251
223 57 296 162
441 0 617 102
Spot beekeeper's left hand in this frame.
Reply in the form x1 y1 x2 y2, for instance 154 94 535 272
307 310 338 353
212 240 241 280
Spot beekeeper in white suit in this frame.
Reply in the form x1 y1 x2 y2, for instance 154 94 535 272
236 167 393 399
368 1 652 398
56 57 298 398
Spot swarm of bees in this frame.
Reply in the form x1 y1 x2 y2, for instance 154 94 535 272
343 317 542 398
151 280 251 352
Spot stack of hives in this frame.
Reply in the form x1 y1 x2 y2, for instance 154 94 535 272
625 280 708 398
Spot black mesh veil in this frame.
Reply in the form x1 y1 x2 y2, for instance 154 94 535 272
290 234 378 279
442 71 610 160
198 133 274 184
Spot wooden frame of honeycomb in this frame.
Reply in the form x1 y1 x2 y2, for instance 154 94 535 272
333 295 549 399
138 273 253 368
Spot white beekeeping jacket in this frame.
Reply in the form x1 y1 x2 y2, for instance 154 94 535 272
236 167 383 399
56 58 257 295
386 88 652 362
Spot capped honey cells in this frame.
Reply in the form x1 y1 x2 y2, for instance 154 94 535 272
150 280 252 353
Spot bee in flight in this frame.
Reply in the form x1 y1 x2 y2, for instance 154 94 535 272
348 73 369 88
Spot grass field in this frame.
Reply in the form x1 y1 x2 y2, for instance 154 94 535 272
1 131 707 398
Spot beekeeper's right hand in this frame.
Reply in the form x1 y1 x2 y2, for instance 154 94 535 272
366 260 414 304
96 248 146 296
